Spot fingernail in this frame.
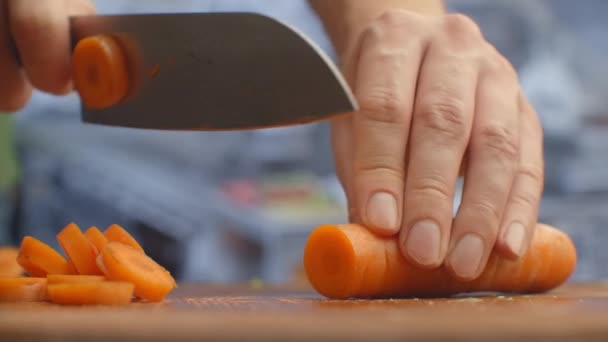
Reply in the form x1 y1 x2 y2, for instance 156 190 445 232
366 192 399 233
505 222 525 257
405 220 441 266
449 234 484 279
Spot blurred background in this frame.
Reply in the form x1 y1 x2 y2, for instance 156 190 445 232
1 0 608 286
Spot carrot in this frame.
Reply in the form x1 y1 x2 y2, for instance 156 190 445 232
0 277 48 302
98 242 176 302
303 223 577 299
84 226 108 254
0 247 23 277
104 224 144 253
47 274 106 284
72 34 129 110
47 281 134 306
17 236 75 277
56 223 104 275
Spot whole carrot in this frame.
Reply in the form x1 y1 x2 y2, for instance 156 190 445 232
303 223 576 299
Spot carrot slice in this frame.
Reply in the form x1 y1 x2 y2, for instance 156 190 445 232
47 281 134 306
47 274 106 284
303 223 577 299
99 242 176 302
84 226 108 254
104 224 144 253
0 247 23 277
17 236 75 277
0 277 48 302
56 223 103 275
72 34 129 110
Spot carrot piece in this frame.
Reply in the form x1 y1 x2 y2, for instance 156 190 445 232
104 224 144 253
17 236 75 277
72 34 129 110
0 277 48 302
98 242 176 302
47 281 134 306
56 223 104 275
47 274 106 284
84 226 108 254
0 247 23 277
303 223 577 299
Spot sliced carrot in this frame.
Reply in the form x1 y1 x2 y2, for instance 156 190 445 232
17 236 75 277
0 247 23 277
56 223 104 275
72 34 129 110
47 281 134 306
98 242 176 302
104 224 144 253
303 223 577 299
0 277 48 302
47 274 106 284
84 226 108 254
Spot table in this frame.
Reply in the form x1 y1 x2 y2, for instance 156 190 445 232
1 282 607 341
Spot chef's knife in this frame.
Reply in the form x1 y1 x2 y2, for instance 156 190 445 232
65 12 357 130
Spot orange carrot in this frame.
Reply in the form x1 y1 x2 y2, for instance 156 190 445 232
104 224 144 253
47 281 134 306
72 34 129 110
17 236 75 277
84 226 108 254
0 247 23 277
56 223 104 275
0 277 48 302
47 274 106 284
98 242 175 302
303 223 577 299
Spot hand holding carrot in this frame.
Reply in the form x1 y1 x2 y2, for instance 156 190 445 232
312 3 545 281
0 0 95 112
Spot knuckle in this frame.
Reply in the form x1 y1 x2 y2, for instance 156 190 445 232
356 162 404 182
417 99 468 141
476 124 519 162
510 188 539 210
411 174 452 201
467 200 502 229
359 90 408 124
443 14 482 39
518 163 544 189
376 9 418 29
482 48 518 81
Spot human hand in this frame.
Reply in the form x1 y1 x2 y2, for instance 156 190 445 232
0 0 94 112
332 9 544 280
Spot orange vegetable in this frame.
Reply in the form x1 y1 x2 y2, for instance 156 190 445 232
303 223 577 299
47 274 105 284
47 281 134 306
56 223 104 275
17 236 75 277
72 34 129 110
0 277 47 302
104 224 144 253
84 226 108 254
98 242 176 302
0 247 23 277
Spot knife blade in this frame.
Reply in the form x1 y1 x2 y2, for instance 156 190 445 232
68 12 357 130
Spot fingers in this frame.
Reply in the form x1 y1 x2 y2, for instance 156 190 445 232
352 11 427 236
0 0 31 111
399 15 480 268
445 52 520 280
494 93 544 259
8 0 73 94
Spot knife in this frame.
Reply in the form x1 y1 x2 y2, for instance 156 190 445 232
60 12 358 131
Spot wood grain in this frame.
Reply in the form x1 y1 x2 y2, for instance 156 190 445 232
1 282 607 341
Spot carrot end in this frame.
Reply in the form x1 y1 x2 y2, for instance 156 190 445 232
72 34 129 110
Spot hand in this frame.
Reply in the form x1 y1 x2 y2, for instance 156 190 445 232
0 0 95 112
332 10 544 280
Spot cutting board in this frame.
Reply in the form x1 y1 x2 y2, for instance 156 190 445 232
1 282 608 341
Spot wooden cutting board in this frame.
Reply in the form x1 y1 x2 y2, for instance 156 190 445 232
1 282 608 341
